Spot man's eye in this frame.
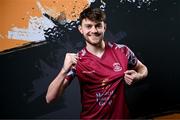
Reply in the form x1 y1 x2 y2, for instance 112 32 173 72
96 24 102 28
86 25 92 29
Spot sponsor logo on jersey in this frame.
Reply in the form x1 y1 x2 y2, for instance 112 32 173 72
96 90 114 106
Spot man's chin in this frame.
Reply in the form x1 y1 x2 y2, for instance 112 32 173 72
89 40 103 46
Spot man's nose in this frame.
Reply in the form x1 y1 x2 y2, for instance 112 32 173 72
91 26 98 33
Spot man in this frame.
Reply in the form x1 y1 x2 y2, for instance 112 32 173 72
46 7 148 119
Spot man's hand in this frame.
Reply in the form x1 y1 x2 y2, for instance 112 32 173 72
124 70 140 85
46 53 78 103
124 60 148 85
62 53 78 73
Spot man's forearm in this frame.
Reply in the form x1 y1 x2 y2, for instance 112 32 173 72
46 68 67 103
135 60 148 80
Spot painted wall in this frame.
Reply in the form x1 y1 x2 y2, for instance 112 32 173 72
0 0 179 119
0 0 88 52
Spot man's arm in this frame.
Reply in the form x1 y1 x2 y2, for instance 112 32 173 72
46 53 78 103
46 68 70 103
124 60 148 85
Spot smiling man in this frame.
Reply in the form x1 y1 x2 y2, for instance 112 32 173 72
46 7 148 119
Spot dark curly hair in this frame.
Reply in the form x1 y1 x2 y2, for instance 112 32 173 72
79 7 106 25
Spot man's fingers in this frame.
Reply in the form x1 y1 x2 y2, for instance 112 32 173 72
64 53 79 70
124 70 136 74
124 78 132 85
124 73 133 80
124 77 133 85
124 73 134 85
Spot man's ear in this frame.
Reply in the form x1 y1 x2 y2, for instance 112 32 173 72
104 23 107 30
78 25 83 34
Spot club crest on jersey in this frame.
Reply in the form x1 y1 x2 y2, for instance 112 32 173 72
113 63 122 72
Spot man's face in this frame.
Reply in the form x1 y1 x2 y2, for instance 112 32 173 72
78 18 106 46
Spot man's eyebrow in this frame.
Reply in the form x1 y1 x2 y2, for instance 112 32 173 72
84 23 92 25
96 23 102 25
84 22 102 25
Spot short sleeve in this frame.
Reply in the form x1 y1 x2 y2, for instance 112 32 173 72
64 68 76 82
125 46 138 69
111 42 138 69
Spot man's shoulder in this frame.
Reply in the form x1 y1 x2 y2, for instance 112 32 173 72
77 48 87 57
107 42 127 50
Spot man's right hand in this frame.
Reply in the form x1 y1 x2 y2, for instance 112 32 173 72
46 53 78 103
62 53 78 73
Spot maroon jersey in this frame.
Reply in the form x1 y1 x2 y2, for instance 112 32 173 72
65 42 137 119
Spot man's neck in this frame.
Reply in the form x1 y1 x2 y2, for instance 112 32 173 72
86 40 105 58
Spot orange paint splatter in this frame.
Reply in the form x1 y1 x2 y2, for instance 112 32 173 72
0 0 89 52
0 0 42 52
0 39 28 52
40 0 89 21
